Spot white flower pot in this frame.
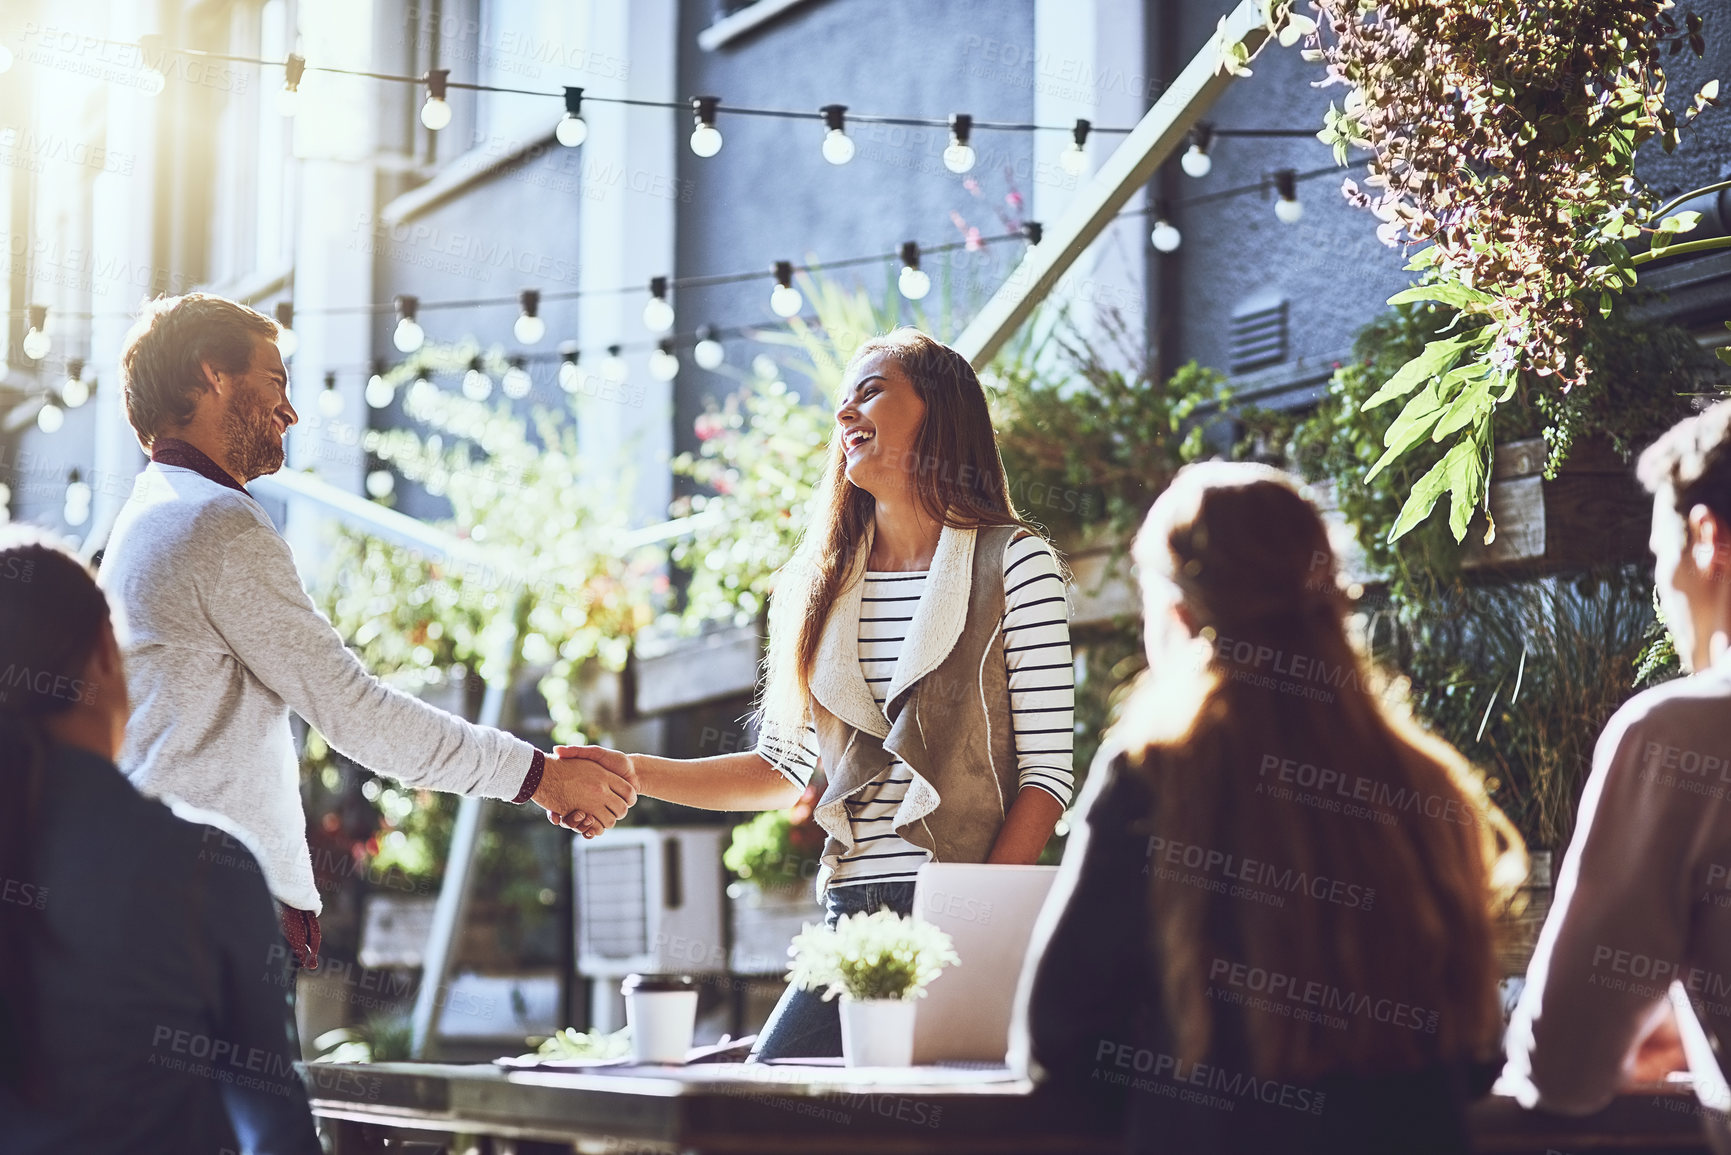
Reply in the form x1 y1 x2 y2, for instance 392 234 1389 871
839 996 916 1067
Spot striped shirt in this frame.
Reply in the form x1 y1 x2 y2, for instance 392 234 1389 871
758 533 1075 889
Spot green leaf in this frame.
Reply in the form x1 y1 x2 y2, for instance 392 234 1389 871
1599 291 1614 318
1658 210 1703 234
1365 381 1446 482
1387 434 1482 543
1718 346 1731 367
1403 246 1441 272
1361 336 1468 410
1387 282 1493 310
1432 366 1495 440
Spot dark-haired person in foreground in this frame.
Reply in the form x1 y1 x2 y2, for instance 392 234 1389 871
0 530 321 1155
1506 399 1731 1114
98 293 636 971
1012 461 1525 1154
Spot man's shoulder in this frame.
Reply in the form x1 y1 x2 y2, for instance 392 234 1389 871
112 465 276 556
1603 669 1731 762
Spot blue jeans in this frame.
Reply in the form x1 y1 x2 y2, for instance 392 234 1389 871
747 880 916 1062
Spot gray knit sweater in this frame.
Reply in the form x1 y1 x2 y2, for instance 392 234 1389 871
98 461 536 913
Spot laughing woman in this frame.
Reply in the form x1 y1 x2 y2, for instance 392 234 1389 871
560 329 1074 1061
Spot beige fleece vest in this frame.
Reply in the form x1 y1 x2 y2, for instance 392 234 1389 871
807 523 1024 893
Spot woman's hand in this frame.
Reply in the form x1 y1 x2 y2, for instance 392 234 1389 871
544 745 640 836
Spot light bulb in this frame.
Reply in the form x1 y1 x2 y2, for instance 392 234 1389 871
462 366 493 400
62 376 90 408
276 86 299 117
0 44 12 74
649 346 679 382
66 478 92 507
318 386 343 419
65 498 90 528
140 68 166 96
822 129 855 165
556 113 588 148
1275 195 1305 223
601 347 629 383
22 327 50 360
1181 144 1212 178
693 333 725 371
365 374 395 409
559 358 585 393
276 326 298 359
1060 143 1087 176
421 96 452 131
37 403 64 433
393 317 424 353
752 354 778 380
690 123 722 158
366 470 396 499
943 142 976 174
898 265 932 301
513 313 546 344
502 362 532 398
642 297 675 334
1151 220 1182 252
770 284 803 318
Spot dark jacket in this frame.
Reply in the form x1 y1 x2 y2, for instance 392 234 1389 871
0 743 320 1155
1018 749 1492 1155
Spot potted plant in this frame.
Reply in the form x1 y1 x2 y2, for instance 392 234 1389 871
786 909 960 1067
723 784 826 973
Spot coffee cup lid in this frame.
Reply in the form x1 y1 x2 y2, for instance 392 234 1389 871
621 973 694 994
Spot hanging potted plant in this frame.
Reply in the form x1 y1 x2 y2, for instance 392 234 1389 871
786 909 960 1067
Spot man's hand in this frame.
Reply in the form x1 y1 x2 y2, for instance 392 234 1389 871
533 748 638 837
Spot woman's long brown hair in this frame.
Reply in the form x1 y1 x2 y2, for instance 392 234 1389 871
759 329 1037 739
1117 462 1524 1082
0 530 113 1101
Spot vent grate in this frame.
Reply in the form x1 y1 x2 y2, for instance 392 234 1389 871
580 843 649 959
1230 298 1288 373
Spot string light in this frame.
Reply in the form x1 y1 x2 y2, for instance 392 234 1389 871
393 295 425 352
769 260 803 318
36 400 64 434
897 242 931 301
318 371 343 417
556 86 588 148
22 305 49 360
462 357 493 400
514 288 546 344
62 359 90 408
1181 124 1215 178
693 326 725 371
277 53 306 117
649 340 680 382
601 345 629 383
943 113 976 174
420 69 452 131
501 356 533 398
365 361 395 408
820 104 855 165
274 301 298 359
1150 201 1182 253
1060 119 1090 177
642 276 675 333
64 469 91 528
558 343 584 392
1274 169 1304 222
366 470 395 499
690 96 722 158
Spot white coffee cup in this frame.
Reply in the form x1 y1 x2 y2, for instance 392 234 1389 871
622 973 697 1064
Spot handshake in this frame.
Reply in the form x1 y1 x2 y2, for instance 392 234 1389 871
530 745 640 838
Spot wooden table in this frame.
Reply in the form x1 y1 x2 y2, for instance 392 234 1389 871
303 1061 1717 1154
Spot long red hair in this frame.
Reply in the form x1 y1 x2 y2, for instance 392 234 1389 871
1117 462 1523 1081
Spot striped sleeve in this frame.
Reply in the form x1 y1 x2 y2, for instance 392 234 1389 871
1002 533 1076 807
756 719 820 791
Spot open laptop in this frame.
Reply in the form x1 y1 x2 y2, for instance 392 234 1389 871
910 862 1060 1065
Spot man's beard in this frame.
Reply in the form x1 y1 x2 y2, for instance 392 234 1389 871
221 392 284 482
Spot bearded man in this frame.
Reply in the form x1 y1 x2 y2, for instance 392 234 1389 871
97 294 631 973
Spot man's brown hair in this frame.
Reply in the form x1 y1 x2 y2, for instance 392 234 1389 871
1636 399 1731 529
119 293 279 450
